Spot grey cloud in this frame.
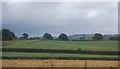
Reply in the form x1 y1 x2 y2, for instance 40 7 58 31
2 2 118 37
0 2 2 29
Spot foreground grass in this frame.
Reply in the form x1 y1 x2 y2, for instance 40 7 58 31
2 52 118 58
2 40 118 51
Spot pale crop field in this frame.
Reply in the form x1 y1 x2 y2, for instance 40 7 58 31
2 60 118 67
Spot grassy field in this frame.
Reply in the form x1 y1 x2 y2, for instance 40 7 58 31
2 40 118 60
2 52 118 58
2 40 118 51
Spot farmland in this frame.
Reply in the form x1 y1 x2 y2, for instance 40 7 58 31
2 40 118 51
2 40 119 60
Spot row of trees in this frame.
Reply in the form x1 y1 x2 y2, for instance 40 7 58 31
109 36 120 40
42 33 68 41
1 29 69 41
2 28 117 41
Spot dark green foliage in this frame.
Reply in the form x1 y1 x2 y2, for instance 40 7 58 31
58 33 68 41
93 33 103 40
22 33 29 39
29 37 41 40
80 37 85 40
109 37 117 40
2 56 119 60
118 35 120 40
109 35 120 41
43 33 53 40
3 48 118 55
77 49 82 51
2 29 16 41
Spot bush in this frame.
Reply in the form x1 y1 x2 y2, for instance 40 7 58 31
77 49 82 51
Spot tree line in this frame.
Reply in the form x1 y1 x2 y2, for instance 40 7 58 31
1 29 69 41
1 29 119 41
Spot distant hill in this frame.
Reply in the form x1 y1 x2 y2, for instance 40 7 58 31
68 34 119 41
68 34 94 40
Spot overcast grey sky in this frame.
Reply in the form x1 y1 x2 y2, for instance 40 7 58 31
2 2 118 37
1 0 119 2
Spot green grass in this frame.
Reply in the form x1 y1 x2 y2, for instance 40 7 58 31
2 40 118 51
2 52 118 58
2 40 118 59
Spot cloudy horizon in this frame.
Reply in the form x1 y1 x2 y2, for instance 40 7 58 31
2 2 118 37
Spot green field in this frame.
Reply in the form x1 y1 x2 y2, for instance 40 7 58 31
2 52 118 58
2 40 118 51
2 40 119 60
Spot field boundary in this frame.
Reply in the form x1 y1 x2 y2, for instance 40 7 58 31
2 56 119 61
2 48 120 55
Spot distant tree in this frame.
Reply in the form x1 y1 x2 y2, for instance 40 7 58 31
109 36 119 40
2 29 16 41
58 33 68 41
29 37 41 40
43 33 53 40
80 37 85 40
118 35 120 40
22 33 29 39
93 33 103 40
109 37 113 40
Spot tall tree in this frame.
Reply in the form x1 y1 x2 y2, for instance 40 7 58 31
2 29 16 41
23 33 29 39
58 33 68 41
93 33 103 40
43 33 53 40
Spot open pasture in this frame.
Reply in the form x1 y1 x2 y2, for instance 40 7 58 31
2 40 118 51
2 40 119 60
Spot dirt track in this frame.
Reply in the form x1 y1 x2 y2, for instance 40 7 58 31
1 60 119 67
